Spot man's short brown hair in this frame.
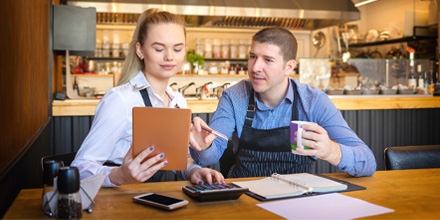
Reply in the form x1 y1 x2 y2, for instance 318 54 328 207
252 27 298 62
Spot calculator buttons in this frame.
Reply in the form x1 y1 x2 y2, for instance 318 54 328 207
182 184 249 202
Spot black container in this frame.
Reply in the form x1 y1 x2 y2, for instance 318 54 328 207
57 166 82 219
42 160 64 216
43 160 64 186
57 167 80 194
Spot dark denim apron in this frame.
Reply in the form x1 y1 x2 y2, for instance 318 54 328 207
228 79 313 178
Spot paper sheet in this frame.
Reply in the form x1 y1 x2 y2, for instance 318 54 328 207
256 193 394 219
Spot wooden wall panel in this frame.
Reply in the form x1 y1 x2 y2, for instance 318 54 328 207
0 0 49 173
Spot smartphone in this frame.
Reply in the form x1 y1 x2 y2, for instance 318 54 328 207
133 193 189 210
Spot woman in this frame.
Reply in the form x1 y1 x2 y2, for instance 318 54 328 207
71 9 224 187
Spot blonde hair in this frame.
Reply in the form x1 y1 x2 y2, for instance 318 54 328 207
117 9 186 86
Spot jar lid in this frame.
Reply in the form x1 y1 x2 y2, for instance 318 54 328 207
57 166 80 194
43 160 64 186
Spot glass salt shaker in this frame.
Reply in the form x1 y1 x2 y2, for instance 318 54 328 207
57 166 82 219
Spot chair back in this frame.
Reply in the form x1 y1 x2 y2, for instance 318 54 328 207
219 140 236 177
384 145 440 170
41 152 77 169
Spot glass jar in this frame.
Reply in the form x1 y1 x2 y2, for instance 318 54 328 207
57 167 82 220
213 38 221 58
238 39 247 59
221 39 229 58
204 39 212 58
195 38 204 56
230 39 238 59
247 39 253 58
112 43 120 58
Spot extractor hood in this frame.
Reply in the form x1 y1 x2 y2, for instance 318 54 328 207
68 0 360 30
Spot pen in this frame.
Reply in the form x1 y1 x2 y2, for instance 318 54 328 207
200 125 228 141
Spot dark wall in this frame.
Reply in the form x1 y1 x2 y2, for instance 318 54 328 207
52 108 440 174
0 0 50 172
0 121 52 218
313 108 440 173
0 0 51 217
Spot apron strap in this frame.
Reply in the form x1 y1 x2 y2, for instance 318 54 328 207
139 88 153 107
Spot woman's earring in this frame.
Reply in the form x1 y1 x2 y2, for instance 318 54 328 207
138 53 144 60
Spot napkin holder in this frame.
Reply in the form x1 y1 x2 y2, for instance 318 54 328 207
43 172 106 216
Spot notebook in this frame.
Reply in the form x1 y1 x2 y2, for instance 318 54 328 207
132 107 192 171
232 173 365 201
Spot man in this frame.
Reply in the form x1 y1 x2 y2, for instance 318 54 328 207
190 27 376 178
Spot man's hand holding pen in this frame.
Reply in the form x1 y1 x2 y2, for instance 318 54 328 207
189 116 226 151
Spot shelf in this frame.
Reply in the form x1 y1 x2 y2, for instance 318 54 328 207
204 58 248 62
71 74 113 77
87 57 125 61
86 57 248 62
349 36 437 48
174 74 248 77
97 24 136 30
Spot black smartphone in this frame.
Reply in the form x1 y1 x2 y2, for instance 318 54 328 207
133 193 189 210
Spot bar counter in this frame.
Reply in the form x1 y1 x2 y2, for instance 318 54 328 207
52 95 440 116
51 95 440 173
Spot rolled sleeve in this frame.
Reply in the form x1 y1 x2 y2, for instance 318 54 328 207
101 167 120 187
338 143 376 177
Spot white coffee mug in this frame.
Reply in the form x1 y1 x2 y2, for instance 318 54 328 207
290 121 317 153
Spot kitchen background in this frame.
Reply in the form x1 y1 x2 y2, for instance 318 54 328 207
64 0 438 99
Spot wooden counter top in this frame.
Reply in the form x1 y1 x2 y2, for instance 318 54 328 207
5 169 440 219
52 95 440 116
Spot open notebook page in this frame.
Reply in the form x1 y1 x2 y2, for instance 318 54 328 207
233 178 308 199
280 173 347 193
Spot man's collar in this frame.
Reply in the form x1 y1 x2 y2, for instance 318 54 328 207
254 78 294 110
285 79 294 103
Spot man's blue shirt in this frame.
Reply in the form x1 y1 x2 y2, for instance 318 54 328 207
190 79 376 177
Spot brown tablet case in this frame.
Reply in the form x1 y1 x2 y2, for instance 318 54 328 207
132 107 192 171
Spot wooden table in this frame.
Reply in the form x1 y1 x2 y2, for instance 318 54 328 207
5 169 440 219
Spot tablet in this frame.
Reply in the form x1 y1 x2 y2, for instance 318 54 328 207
132 107 192 171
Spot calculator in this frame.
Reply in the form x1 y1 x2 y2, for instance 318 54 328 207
182 184 249 202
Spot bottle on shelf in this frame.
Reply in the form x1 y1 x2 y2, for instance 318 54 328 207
434 71 440 96
428 70 435 94
73 77 79 95
229 64 237 75
407 47 416 91
424 70 430 89
417 64 424 89
408 68 417 90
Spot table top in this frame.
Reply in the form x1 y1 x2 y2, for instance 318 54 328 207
5 169 440 219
